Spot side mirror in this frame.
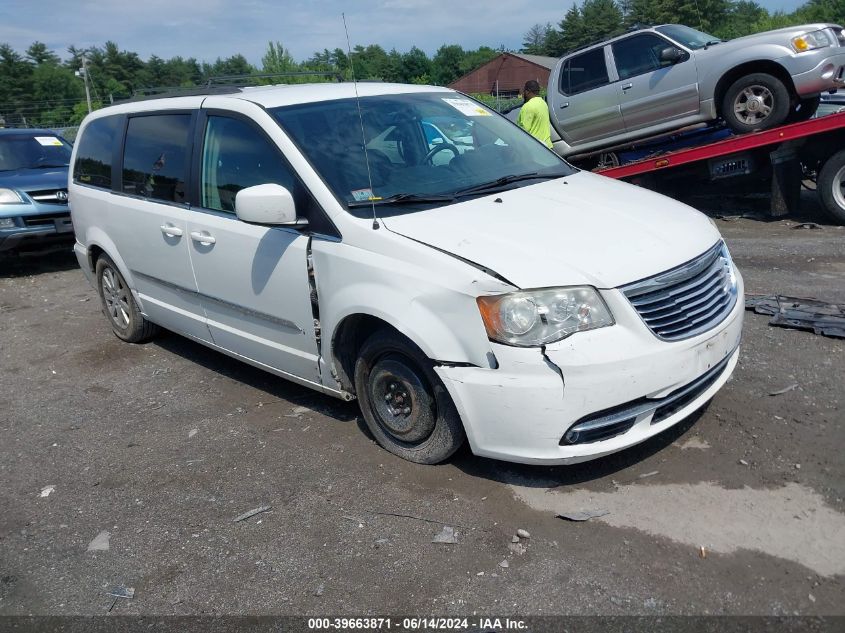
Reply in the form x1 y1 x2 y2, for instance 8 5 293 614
659 46 684 64
235 184 307 226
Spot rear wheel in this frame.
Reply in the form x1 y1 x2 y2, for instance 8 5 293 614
817 149 845 225
95 255 159 343
721 73 790 133
354 329 466 464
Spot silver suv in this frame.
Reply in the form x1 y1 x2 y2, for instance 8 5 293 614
548 23 845 157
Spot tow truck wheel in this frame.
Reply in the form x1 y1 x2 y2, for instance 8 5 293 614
722 73 790 133
817 149 845 225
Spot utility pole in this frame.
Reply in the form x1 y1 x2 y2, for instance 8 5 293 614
76 55 93 113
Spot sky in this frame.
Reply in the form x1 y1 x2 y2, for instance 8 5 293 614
0 0 811 65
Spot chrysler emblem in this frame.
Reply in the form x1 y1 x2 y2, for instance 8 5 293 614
55 190 68 202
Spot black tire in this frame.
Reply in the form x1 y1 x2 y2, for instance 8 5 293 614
788 96 820 123
817 149 845 225
721 73 791 133
95 254 159 343
354 329 466 464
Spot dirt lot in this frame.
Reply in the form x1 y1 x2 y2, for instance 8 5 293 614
0 200 843 617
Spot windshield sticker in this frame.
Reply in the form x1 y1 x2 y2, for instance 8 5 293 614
442 98 491 117
350 188 375 202
34 136 63 147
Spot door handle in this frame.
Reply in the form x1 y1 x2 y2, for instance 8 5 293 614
160 223 183 237
560 102 570 109
190 231 216 245
621 83 633 91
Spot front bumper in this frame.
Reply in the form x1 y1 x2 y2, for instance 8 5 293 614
0 211 73 252
786 49 845 95
436 278 744 465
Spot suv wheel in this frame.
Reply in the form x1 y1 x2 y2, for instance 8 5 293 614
722 73 790 133
95 254 159 343
354 329 466 464
788 96 820 123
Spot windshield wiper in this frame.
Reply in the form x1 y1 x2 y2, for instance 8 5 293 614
702 40 721 49
452 172 561 197
23 163 69 169
347 192 456 208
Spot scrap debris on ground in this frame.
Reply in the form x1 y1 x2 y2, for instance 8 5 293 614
557 509 611 522
745 294 845 338
232 505 272 523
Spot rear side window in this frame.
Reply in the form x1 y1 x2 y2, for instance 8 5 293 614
73 116 119 189
561 48 610 95
122 114 191 204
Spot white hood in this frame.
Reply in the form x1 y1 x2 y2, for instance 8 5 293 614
381 171 721 289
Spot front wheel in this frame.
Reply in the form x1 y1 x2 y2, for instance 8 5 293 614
354 329 466 464
721 73 790 133
788 96 820 123
817 149 845 225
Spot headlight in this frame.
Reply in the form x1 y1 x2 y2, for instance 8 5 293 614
791 29 834 52
477 286 614 347
0 188 25 204
0 217 16 229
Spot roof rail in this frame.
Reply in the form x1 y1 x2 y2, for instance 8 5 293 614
561 24 654 57
121 71 346 103
120 86 243 103
206 71 344 86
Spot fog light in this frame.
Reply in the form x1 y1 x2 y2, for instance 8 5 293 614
0 217 16 229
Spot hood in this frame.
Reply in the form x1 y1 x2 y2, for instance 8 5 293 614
692 23 834 56
381 171 720 289
0 167 69 193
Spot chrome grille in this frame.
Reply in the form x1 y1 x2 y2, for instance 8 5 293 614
621 242 737 341
27 189 68 205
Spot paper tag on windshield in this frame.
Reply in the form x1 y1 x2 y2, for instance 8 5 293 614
350 188 374 202
442 98 491 117
35 136 63 147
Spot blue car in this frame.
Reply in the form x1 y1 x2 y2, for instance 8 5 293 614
0 128 74 253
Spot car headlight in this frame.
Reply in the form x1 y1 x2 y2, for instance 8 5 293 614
0 217 16 229
477 286 614 347
791 29 834 52
0 188 25 204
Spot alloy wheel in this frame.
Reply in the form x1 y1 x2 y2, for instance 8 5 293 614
101 267 131 329
733 85 775 125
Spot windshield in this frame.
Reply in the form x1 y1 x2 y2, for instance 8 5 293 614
271 92 573 215
655 25 721 49
0 133 72 171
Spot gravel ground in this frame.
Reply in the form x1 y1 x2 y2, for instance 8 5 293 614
0 199 843 616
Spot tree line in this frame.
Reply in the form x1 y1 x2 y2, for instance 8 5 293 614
0 0 842 129
522 0 843 56
0 40 501 129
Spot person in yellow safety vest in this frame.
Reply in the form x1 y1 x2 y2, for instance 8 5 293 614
516 79 553 149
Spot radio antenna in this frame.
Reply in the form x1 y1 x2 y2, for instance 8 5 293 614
342 12 379 230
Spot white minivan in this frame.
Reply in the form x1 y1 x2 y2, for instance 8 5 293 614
69 83 743 465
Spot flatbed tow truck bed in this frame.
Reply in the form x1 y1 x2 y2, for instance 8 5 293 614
595 111 845 223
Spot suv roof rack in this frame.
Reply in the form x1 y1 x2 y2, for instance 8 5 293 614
563 24 652 56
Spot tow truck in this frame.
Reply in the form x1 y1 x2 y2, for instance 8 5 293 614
591 105 845 223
